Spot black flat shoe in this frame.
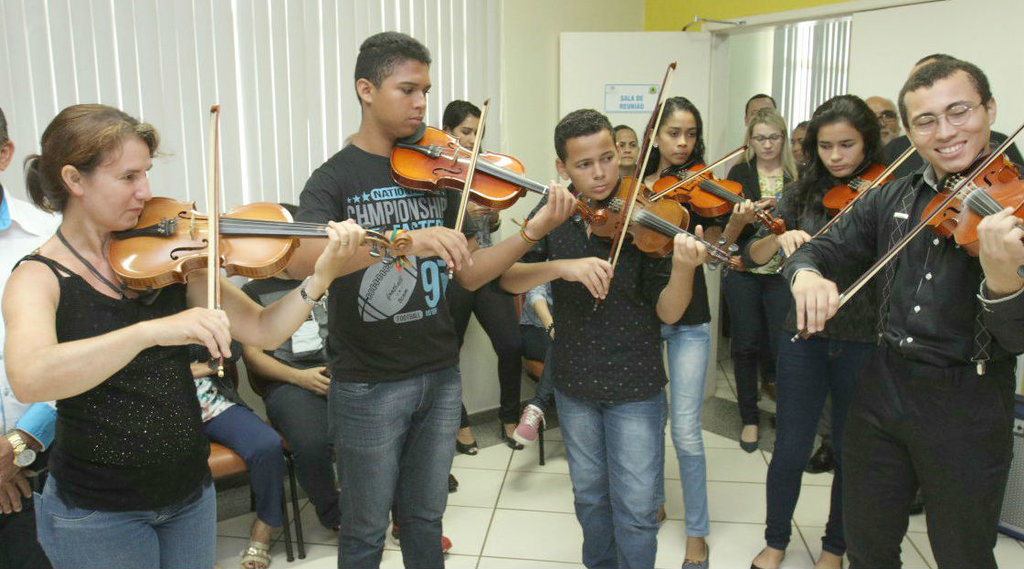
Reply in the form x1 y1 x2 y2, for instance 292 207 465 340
448 473 459 493
805 441 835 474
501 424 524 450
455 439 478 455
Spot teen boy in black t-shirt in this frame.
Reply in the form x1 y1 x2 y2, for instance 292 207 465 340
285 32 575 569
499 109 710 569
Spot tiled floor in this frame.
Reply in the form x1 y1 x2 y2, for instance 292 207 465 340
215 360 1024 568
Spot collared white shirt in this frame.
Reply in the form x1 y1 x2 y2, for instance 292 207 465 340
0 189 60 439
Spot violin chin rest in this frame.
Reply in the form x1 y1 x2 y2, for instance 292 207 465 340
397 123 427 145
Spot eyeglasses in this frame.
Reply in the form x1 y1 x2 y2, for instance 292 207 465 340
910 103 981 135
876 110 898 122
616 141 638 150
751 134 782 145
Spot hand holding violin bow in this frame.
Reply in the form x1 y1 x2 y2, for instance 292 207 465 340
790 269 840 335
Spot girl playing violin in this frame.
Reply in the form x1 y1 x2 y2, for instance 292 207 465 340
641 96 755 569
745 95 883 569
723 108 798 451
1 104 364 569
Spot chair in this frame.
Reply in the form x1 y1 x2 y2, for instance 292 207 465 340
515 295 547 466
207 362 306 562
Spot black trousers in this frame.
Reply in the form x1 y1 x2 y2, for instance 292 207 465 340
449 281 523 425
0 495 52 569
843 346 1015 569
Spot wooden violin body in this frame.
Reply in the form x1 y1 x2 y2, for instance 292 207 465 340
922 157 1024 255
109 198 409 290
651 165 786 235
822 163 893 216
586 177 737 266
391 126 548 209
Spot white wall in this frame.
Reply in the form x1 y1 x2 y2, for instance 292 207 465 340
848 0 1024 137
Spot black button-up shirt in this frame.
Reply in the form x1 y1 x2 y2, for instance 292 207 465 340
521 204 672 403
783 165 1024 367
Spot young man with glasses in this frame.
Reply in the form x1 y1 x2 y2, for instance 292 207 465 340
785 58 1024 569
883 54 1023 177
865 96 902 147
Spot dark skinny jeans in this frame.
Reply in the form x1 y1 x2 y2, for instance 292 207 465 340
722 270 792 425
765 333 874 557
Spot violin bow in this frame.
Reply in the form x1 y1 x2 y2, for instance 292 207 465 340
793 121 1024 342
450 98 491 277
647 145 748 202
811 145 917 239
206 105 224 376
604 62 677 291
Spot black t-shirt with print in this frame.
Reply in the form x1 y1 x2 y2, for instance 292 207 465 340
296 144 460 383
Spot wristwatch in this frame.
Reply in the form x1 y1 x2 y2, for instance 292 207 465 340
299 276 329 308
5 431 36 468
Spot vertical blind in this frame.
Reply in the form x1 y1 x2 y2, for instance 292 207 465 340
0 0 501 209
772 16 851 129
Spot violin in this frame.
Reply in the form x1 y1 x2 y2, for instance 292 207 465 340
821 163 893 216
108 197 410 290
921 155 1024 255
391 125 550 209
649 164 786 235
585 177 737 267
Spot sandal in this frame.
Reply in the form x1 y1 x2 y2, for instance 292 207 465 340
240 540 271 569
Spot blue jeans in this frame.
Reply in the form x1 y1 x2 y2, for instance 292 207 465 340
35 476 216 569
264 382 339 529
556 388 665 569
765 334 874 556
330 367 462 569
202 404 284 528
660 322 711 538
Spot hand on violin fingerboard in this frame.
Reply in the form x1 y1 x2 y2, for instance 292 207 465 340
311 220 367 290
790 270 839 334
528 183 577 236
558 257 613 300
977 207 1024 297
728 200 757 229
406 226 473 272
671 226 707 270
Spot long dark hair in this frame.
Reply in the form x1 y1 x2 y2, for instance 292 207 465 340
792 95 882 212
643 97 706 178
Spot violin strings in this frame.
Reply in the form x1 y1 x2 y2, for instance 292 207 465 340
696 179 742 204
633 210 726 260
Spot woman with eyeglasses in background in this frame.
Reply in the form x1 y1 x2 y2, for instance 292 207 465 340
723 108 799 452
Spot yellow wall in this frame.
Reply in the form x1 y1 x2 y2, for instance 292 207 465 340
645 0 856 30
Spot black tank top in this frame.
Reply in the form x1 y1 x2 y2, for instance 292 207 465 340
20 254 210 511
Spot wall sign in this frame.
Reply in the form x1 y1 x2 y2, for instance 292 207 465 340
604 83 660 113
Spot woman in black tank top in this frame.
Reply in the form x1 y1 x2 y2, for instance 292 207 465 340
2 104 364 569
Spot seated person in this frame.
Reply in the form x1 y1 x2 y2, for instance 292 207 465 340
191 343 284 569
241 269 340 533
513 282 553 444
